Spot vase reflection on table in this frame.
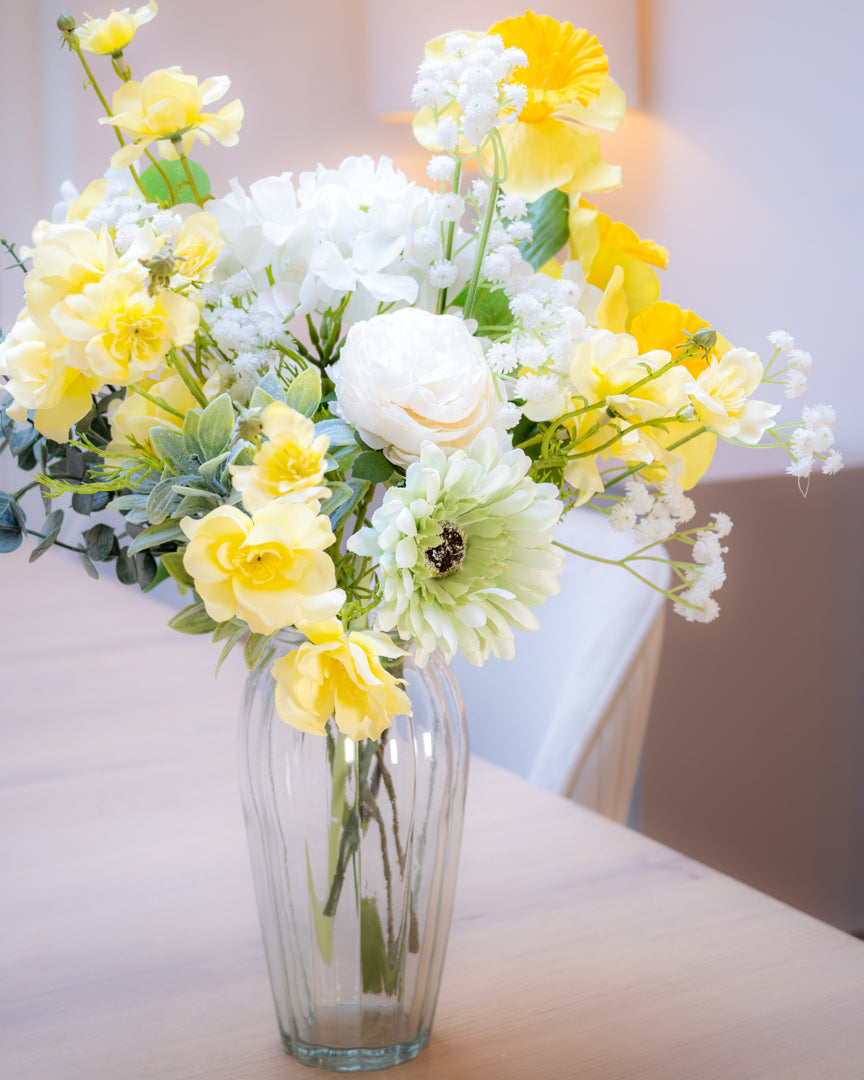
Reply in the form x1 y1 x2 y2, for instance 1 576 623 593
239 636 469 1071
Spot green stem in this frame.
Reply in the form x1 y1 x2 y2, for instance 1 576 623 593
177 152 205 207
13 479 40 500
436 157 462 315
129 382 186 419
69 40 150 202
167 350 208 407
142 148 180 204
463 157 500 321
554 540 696 606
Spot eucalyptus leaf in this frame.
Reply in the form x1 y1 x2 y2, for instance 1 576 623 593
79 551 99 580
139 552 163 591
29 508 64 563
115 549 138 585
10 425 39 458
127 518 185 556
83 523 116 562
352 450 395 484
198 393 235 461
71 491 94 515
286 366 322 418
519 188 570 270
168 601 220 635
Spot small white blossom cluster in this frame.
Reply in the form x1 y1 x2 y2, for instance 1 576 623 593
673 513 733 623
787 403 842 478
411 32 528 148
609 477 696 543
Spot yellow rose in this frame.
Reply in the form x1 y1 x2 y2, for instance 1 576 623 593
101 68 243 170
0 317 102 442
107 373 201 456
230 402 330 513
76 2 158 54
180 503 344 635
272 620 412 741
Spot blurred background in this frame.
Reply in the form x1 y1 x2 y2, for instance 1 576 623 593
2 0 862 931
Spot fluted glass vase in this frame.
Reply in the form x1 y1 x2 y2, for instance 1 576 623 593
238 633 469 1072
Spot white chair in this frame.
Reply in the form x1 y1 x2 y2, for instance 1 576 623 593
452 510 670 824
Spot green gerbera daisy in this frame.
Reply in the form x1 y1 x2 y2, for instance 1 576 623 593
348 430 564 666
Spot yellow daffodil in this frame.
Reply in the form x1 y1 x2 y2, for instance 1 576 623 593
101 68 243 170
173 212 224 283
107 372 201 456
0 317 102 442
686 349 780 443
488 11 625 201
569 200 668 325
76 2 158 55
180 503 344 635
272 620 411 741
230 402 330 514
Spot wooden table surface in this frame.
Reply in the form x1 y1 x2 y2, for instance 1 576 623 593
2 545 863 1079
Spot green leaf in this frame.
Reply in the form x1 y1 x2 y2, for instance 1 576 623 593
126 518 185 555
79 551 99 580
111 493 149 513
198 393 235 461
161 551 194 590
151 426 197 474
29 508 64 562
10 425 39 458
138 159 211 207
243 632 272 670
182 408 202 456
471 286 514 331
320 479 366 530
254 371 287 405
197 451 230 481
286 366 322 418
519 188 570 270
168 600 220 635
352 449 395 484
82 522 116 562
360 897 400 996
146 476 180 525
316 419 360 464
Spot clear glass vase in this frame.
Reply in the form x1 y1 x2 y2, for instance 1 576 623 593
238 633 469 1072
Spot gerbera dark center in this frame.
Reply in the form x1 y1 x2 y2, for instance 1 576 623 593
422 521 466 579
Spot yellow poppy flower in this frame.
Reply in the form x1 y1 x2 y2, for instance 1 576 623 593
101 68 243 170
76 2 158 55
173 212 224 283
272 620 412 741
488 11 625 201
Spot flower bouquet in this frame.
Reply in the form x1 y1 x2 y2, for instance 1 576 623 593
0 4 841 1071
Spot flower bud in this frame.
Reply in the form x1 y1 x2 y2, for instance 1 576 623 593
140 253 176 296
692 327 718 351
57 13 76 31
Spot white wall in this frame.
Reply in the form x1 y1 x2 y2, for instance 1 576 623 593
2 0 860 481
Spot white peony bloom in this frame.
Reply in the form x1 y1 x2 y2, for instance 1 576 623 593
330 308 509 467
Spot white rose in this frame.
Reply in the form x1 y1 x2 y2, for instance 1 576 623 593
330 308 507 466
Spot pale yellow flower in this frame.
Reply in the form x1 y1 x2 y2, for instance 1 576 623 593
107 372 201 456
488 11 625 201
52 269 199 384
272 620 411 741
230 402 330 514
65 179 111 222
0 317 102 442
180 503 344 635
76 2 158 54
173 212 224 283
101 68 243 170
686 349 780 443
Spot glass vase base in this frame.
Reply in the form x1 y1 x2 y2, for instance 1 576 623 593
282 1007 429 1072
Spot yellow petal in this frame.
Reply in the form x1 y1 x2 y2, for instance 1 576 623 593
595 265 628 334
